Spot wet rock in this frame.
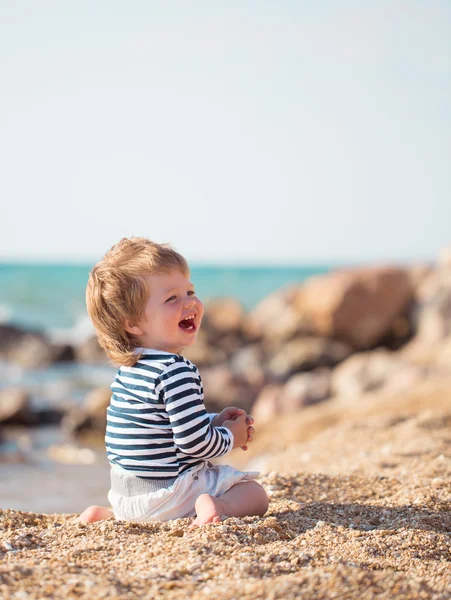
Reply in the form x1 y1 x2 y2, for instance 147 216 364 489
267 337 351 380
0 324 28 354
293 266 413 350
0 388 34 426
75 335 108 364
6 334 75 369
62 387 111 438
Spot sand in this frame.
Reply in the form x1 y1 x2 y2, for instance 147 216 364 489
1 386 451 599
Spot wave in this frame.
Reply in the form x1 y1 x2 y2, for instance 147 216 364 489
48 314 95 345
0 303 12 324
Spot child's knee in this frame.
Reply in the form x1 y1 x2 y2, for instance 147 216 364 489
250 481 269 514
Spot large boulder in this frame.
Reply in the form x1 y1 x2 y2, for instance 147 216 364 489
293 266 413 350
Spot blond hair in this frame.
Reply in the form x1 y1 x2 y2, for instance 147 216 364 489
86 237 189 366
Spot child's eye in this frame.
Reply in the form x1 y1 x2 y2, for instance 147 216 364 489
188 291 195 296
165 295 177 302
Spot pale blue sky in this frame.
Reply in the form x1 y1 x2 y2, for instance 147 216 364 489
1 1 450 264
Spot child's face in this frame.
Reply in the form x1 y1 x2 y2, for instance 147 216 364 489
132 269 204 354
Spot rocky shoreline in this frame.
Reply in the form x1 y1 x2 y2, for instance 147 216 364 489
1 251 451 598
1 253 450 442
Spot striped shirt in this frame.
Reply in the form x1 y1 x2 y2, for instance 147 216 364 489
105 348 234 479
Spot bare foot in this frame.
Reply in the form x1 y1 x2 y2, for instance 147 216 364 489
190 494 223 527
77 505 114 523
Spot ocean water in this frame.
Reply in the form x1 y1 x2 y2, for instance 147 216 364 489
0 262 331 340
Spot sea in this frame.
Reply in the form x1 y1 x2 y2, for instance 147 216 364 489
0 262 331 340
0 262 331 512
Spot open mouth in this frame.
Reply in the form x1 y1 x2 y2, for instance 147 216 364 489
178 314 197 332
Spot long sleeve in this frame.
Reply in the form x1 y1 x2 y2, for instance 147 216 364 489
156 359 233 459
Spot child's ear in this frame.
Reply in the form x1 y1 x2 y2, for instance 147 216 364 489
124 319 144 336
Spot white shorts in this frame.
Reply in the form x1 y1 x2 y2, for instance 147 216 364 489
107 461 259 522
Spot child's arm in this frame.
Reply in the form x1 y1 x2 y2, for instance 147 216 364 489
157 361 236 459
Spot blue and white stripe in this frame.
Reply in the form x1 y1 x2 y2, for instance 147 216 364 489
105 349 233 478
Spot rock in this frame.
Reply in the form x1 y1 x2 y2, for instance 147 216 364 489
331 349 424 399
413 266 451 343
401 336 451 373
267 337 351 380
244 286 308 342
83 387 112 419
251 384 284 425
6 334 51 369
182 337 227 368
0 324 27 354
6 334 74 369
203 298 245 336
282 368 331 407
62 387 111 438
252 370 331 425
228 345 265 387
0 388 34 425
293 266 413 350
47 444 96 465
200 365 257 414
75 335 108 364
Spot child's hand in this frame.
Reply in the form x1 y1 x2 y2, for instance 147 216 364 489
222 413 248 449
215 407 254 451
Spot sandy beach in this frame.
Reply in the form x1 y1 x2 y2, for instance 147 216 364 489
2 256 451 598
1 382 450 599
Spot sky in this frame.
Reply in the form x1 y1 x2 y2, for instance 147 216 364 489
0 1 450 265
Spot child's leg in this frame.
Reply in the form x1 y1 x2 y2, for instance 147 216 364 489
191 481 268 527
77 505 114 523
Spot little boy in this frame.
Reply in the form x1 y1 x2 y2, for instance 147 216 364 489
79 237 268 526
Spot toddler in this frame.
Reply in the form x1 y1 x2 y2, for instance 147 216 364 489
78 237 268 526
